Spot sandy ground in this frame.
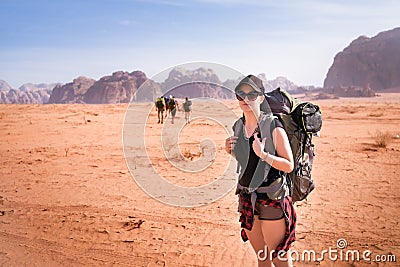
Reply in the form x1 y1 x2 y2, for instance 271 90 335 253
0 93 399 267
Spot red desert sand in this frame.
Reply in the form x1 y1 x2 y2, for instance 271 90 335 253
0 93 399 266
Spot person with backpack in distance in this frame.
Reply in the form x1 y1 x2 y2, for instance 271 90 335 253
225 75 296 267
155 96 165 124
164 95 172 118
183 96 192 124
169 96 179 124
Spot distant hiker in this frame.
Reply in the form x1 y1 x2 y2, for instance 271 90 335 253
155 96 165 124
225 75 296 266
183 96 192 124
168 96 179 124
164 95 172 118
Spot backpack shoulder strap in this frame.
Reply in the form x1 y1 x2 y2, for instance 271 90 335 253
232 117 244 174
258 112 289 187
258 113 277 155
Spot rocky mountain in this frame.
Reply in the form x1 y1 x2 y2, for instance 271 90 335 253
19 83 59 92
84 71 148 104
0 88 52 104
48 71 162 104
324 27 400 91
0 80 12 91
35 69 301 104
48 76 96 104
161 67 234 99
0 81 54 104
133 78 162 102
262 76 299 93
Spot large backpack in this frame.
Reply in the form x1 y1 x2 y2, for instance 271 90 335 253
261 87 322 202
169 99 176 110
156 98 164 108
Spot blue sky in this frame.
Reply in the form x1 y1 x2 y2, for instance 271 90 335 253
0 0 399 88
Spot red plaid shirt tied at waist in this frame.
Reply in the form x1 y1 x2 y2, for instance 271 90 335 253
238 192 296 259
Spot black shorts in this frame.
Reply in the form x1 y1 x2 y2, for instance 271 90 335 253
238 197 284 220
254 202 284 220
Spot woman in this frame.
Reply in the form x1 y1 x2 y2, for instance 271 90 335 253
225 75 296 267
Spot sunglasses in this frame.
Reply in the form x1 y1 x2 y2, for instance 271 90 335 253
235 91 261 101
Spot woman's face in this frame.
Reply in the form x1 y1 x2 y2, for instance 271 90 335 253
236 84 263 113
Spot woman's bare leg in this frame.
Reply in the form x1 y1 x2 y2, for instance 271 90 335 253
244 216 272 267
260 218 292 267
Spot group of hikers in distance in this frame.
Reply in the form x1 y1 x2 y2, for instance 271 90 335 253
154 95 192 124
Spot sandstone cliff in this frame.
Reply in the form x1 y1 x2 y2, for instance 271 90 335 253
84 70 162 104
161 67 234 99
48 76 95 104
47 71 161 104
324 27 400 91
84 71 140 104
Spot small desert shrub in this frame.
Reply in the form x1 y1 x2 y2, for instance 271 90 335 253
182 148 201 161
372 130 393 148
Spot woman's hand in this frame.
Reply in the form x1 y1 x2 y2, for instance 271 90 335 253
225 136 238 154
252 133 265 158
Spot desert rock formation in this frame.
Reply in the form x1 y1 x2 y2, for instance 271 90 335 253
161 67 234 99
48 71 161 104
0 80 13 92
0 81 55 104
84 71 145 104
48 76 96 104
324 27 400 91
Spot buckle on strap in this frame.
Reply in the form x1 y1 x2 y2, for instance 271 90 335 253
236 184 254 195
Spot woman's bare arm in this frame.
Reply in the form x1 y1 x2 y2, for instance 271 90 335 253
267 127 294 173
252 127 294 173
